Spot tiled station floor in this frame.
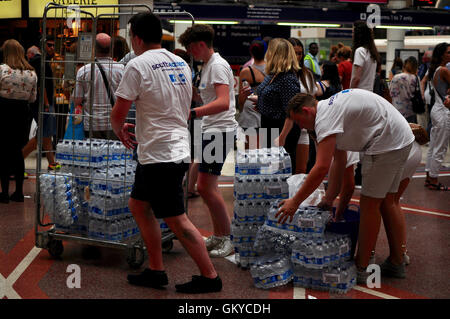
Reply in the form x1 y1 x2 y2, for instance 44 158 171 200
0 146 449 300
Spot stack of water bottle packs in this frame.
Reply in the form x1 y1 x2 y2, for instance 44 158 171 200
231 147 292 269
249 202 357 293
40 139 140 242
40 173 85 232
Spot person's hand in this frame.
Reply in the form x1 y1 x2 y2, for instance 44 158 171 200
274 135 286 147
240 85 252 99
73 105 83 125
317 197 333 211
118 123 138 150
276 198 301 224
444 95 450 109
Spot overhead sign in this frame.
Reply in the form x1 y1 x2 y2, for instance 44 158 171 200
0 0 22 18
154 3 450 27
212 24 290 65
29 0 119 18
338 0 388 3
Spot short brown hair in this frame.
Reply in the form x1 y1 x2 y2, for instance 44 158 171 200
337 46 352 60
287 93 316 117
178 24 214 48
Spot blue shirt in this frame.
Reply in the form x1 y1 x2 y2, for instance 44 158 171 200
256 71 300 120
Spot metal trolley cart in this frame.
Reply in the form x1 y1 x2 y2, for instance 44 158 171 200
34 2 194 268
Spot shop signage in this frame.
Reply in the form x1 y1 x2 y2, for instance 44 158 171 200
0 0 22 19
29 0 119 18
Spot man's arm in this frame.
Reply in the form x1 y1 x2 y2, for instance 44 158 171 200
111 96 137 149
191 83 229 118
318 149 347 210
277 134 337 223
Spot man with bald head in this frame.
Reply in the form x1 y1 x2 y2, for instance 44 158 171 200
74 33 124 139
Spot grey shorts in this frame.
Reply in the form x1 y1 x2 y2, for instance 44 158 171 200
361 143 413 198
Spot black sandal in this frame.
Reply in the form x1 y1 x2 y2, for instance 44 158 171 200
427 183 449 191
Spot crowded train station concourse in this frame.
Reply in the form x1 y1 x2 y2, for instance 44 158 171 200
0 0 449 309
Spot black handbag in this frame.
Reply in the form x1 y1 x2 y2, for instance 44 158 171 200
411 75 425 114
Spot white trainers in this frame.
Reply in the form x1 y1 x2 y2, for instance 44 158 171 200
209 236 234 258
205 235 221 251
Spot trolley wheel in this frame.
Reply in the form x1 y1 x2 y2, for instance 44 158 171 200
47 239 64 258
127 246 145 269
162 240 173 252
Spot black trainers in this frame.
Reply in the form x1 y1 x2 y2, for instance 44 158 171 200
10 192 24 202
175 275 222 294
127 268 168 289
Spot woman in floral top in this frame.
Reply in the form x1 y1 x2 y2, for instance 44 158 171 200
0 39 37 203
389 56 421 123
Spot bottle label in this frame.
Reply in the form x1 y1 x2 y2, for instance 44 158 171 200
323 273 341 284
299 218 315 229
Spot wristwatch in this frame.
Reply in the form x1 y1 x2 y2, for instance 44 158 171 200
191 109 197 119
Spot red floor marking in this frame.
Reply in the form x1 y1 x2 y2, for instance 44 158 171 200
349 198 450 219
268 285 293 299
343 288 383 299
373 284 428 299
0 228 36 278
12 249 53 299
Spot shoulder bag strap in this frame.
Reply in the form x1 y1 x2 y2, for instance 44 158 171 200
248 66 257 85
95 59 115 107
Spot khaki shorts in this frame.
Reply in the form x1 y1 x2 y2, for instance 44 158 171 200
361 143 413 198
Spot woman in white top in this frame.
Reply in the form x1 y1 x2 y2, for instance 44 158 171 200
0 39 37 203
350 20 380 91
390 56 422 123
425 42 450 191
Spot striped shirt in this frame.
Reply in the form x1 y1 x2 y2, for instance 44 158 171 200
74 57 124 131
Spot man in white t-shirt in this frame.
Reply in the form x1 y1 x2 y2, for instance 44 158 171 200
277 89 414 282
179 24 238 259
111 12 221 294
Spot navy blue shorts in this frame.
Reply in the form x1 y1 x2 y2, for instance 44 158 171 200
199 131 236 176
130 162 189 219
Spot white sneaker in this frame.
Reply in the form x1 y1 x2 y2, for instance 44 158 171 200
205 235 221 251
209 236 234 258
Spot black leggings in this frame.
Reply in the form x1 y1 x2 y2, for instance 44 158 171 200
260 114 301 173
0 97 28 196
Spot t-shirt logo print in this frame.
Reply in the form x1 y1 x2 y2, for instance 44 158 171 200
169 74 187 84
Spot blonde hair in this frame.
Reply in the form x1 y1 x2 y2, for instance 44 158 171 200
2 39 34 71
265 38 299 75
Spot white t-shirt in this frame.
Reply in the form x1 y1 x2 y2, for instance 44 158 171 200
198 52 238 133
115 48 192 164
351 47 377 91
315 89 415 155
